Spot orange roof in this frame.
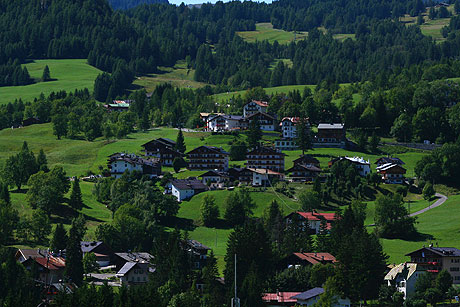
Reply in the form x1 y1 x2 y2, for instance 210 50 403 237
292 252 337 264
34 257 66 270
296 212 336 221
252 100 268 107
262 292 300 303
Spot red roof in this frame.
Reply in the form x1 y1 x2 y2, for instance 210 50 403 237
296 212 336 221
252 100 268 107
292 252 337 265
34 257 66 270
262 292 301 303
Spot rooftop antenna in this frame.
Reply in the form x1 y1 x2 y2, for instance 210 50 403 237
232 254 240 307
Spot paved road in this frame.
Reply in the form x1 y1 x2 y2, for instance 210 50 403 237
367 193 448 227
409 193 448 217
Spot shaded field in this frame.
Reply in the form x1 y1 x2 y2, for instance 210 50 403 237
0 59 102 105
237 23 308 44
133 60 209 92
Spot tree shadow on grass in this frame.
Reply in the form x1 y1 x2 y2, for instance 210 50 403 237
160 216 196 231
51 205 105 225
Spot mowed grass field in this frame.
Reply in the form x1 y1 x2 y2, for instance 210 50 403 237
0 59 102 105
237 23 308 44
133 60 209 92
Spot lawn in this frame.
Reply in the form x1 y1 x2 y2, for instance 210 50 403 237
0 59 102 105
133 60 209 92
420 17 451 42
237 23 308 44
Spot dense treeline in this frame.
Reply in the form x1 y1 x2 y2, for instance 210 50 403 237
108 0 168 10
0 61 31 86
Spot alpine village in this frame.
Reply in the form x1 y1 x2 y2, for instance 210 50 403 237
2 0 460 306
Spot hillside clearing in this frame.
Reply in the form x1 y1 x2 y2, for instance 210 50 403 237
237 23 308 44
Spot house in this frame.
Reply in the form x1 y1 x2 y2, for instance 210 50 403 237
248 168 285 186
280 252 337 269
275 139 298 151
22 117 40 126
116 262 151 285
21 254 66 284
329 156 371 177
186 146 229 171
200 112 225 123
285 212 336 234
141 138 183 166
185 239 210 269
107 153 161 178
376 163 407 184
384 263 425 299
243 100 268 117
262 292 301 307
375 157 405 167
206 114 244 132
286 164 322 182
246 146 285 173
280 117 304 139
405 246 460 283
293 155 320 167
291 288 351 306
15 248 50 263
103 100 130 112
171 178 208 201
80 241 113 267
114 252 154 271
228 167 254 184
246 112 276 131
314 123 346 148
199 170 228 188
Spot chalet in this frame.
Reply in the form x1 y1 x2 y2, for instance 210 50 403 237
375 156 405 167
293 155 320 167
186 146 229 171
376 163 407 184
246 112 276 131
285 212 336 234
22 254 66 284
280 117 299 138
246 146 285 173
248 168 285 186
116 262 151 285
206 114 244 132
329 156 371 177
199 170 228 188
200 112 225 123
280 252 337 269
185 239 210 269
385 263 425 299
228 167 254 184
286 164 322 182
291 288 351 307
114 252 154 271
141 138 183 166
15 248 50 263
107 153 161 178
103 100 130 112
275 139 297 151
80 241 113 267
405 246 460 283
171 178 208 201
243 100 268 117
262 292 300 307
314 123 346 148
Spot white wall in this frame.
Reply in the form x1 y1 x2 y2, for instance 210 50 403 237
172 185 195 201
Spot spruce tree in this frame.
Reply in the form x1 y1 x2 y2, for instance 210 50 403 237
296 117 312 154
50 223 68 252
41 65 51 82
0 181 10 204
175 129 186 153
36 149 49 172
247 119 262 149
65 215 86 286
69 178 84 211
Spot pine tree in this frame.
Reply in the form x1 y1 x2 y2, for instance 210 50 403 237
0 181 10 204
247 119 262 149
50 223 68 252
36 149 49 172
65 215 86 286
175 129 186 153
296 118 312 154
41 65 51 82
69 178 84 211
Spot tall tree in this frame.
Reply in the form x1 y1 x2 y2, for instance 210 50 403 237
0 199 19 246
50 223 68 252
296 118 312 154
175 129 186 153
52 113 68 139
69 177 84 211
41 65 51 82
30 209 51 243
247 119 262 149
224 188 256 226
65 215 87 286
36 149 49 172
200 194 219 227
375 193 416 239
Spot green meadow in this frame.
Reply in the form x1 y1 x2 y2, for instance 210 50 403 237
0 59 102 105
237 23 308 44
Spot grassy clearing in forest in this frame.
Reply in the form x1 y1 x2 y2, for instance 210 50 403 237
237 23 308 44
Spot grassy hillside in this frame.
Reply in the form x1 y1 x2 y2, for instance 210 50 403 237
0 59 102 105
237 23 308 44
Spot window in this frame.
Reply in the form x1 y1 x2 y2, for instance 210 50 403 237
455 276 460 281
450 267 460 272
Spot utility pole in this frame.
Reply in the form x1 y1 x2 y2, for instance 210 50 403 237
231 254 240 307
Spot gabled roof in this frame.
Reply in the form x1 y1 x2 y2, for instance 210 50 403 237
375 157 405 165
262 292 301 303
245 100 268 107
291 288 325 300
187 239 210 251
186 146 229 156
384 263 421 281
246 111 275 121
291 252 337 265
81 241 104 253
376 163 407 173
199 170 228 178
16 249 50 262
115 252 153 263
406 247 460 257
247 146 286 156
27 256 66 271
286 164 322 173
293 155 320 165
108 153 160 167
116 262 149 276
317 123 344 129
289 211 336 222
247 168 284 176
171 179 208 191
141 138 176 148
208 114 244 122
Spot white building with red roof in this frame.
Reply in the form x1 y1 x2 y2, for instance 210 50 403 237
285 211 336 234
243 100 268 117
262 292 301 307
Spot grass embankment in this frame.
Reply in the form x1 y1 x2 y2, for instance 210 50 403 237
133 60 209 92
0 59 102 105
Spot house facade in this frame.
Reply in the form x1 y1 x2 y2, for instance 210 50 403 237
275 139 298 151
406 247 460 284
246 112 276 131
246 146 285 172
116 262 150 285
385 263 425 299
186 146 229 171
185 239 210 269
171 179 208 201
249 168 285 186
286 164 322 182
22 254 66 284
285 212 336 234
141 138 183 166
228 167 254 184
206 114 244 132
108 153 161 178
376 163 407 184
314 123 346 148
199 170 228 188
243 100 268 117
293 155 320 167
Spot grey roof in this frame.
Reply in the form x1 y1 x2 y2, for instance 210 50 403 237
171 179 208 191
81 241 104 253
108 153 160 167
376 157 405 165
291 287 324 300
115 252 153 263
406 247 460 257
317 123 344 129
117 262 137 276
199 170 228 178
187 239 211 251
187 145 229 156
